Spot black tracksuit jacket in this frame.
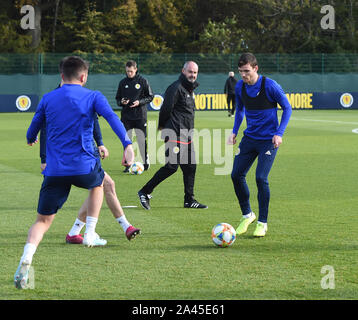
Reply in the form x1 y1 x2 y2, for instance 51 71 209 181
115 73 154 121
224 76 238 95
158 73 199 141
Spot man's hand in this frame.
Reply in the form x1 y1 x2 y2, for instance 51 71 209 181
227 133 237 145
129 100 140 108
98 145 109 160
27 138 38 146
272 135 282 148
121 98 130 105
122 144 135 166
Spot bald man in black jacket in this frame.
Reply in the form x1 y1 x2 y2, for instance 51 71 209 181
138 61 207 210
224 71 238 117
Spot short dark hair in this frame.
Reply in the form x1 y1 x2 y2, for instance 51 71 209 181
60 56 89 81
238 53 258 68
125 60 137 68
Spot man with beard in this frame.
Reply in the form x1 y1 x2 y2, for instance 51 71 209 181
137 61 207 210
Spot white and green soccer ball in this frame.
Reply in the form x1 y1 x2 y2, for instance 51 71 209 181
211 223 236 247
129 162 144 175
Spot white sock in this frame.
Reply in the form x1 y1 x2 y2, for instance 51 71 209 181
243 212 254 219
116 216 131 232
21 243 37 264
68 218 85 236
85 216 98 235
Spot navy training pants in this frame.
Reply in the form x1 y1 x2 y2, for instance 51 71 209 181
231 135 278 223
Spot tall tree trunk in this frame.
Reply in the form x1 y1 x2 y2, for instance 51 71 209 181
51 0 60 52
30 4 41 49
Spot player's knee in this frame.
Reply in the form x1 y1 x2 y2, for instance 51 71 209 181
256 175 268 186
35 213 55 229
165 162 179 173
231 170 245 183
180 163 196 174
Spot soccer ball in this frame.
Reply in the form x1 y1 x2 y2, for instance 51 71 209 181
129 162 144 175
211 223 236 247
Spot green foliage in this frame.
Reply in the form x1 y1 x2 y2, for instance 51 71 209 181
0 3 32 53
195 16 246 54
2 0 358 54
0 18 32 53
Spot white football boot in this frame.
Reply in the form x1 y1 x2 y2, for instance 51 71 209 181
83 232 107 247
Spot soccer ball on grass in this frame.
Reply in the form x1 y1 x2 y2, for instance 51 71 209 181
129 162 144 175
211 223 236 247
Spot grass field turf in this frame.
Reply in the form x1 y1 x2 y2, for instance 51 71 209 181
0 110 357 300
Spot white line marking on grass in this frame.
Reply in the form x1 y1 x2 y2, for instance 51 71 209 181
291 117 358 125
291 117 358 134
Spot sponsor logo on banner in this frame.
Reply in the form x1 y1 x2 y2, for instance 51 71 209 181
191 92 358 110
339 93 353 108
16 95 32 111
150 94 164 111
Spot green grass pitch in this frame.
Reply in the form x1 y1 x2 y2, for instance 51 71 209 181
0 110 357 300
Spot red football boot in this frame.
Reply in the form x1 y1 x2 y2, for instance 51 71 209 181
125 226 141 241
66 234 84 244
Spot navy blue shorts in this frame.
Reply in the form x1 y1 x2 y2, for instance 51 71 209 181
37 161 104 215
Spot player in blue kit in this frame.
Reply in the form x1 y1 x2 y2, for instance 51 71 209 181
14 56 134 289
227 53 292 237
39 79 140 244
41 115 141 244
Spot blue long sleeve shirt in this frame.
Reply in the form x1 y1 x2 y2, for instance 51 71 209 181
39 114 103 164
232 75 292 140
27 84 131 176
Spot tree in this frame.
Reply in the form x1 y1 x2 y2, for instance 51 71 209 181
15 0 61 50
3 0 358 54
0 3 32 53
51 0 60 52
68 1 116 53
194 16 247 54
192 0 358 54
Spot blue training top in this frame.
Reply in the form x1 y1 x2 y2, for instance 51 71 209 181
39 113 104 164
27 84 132 176
232 75 292 140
